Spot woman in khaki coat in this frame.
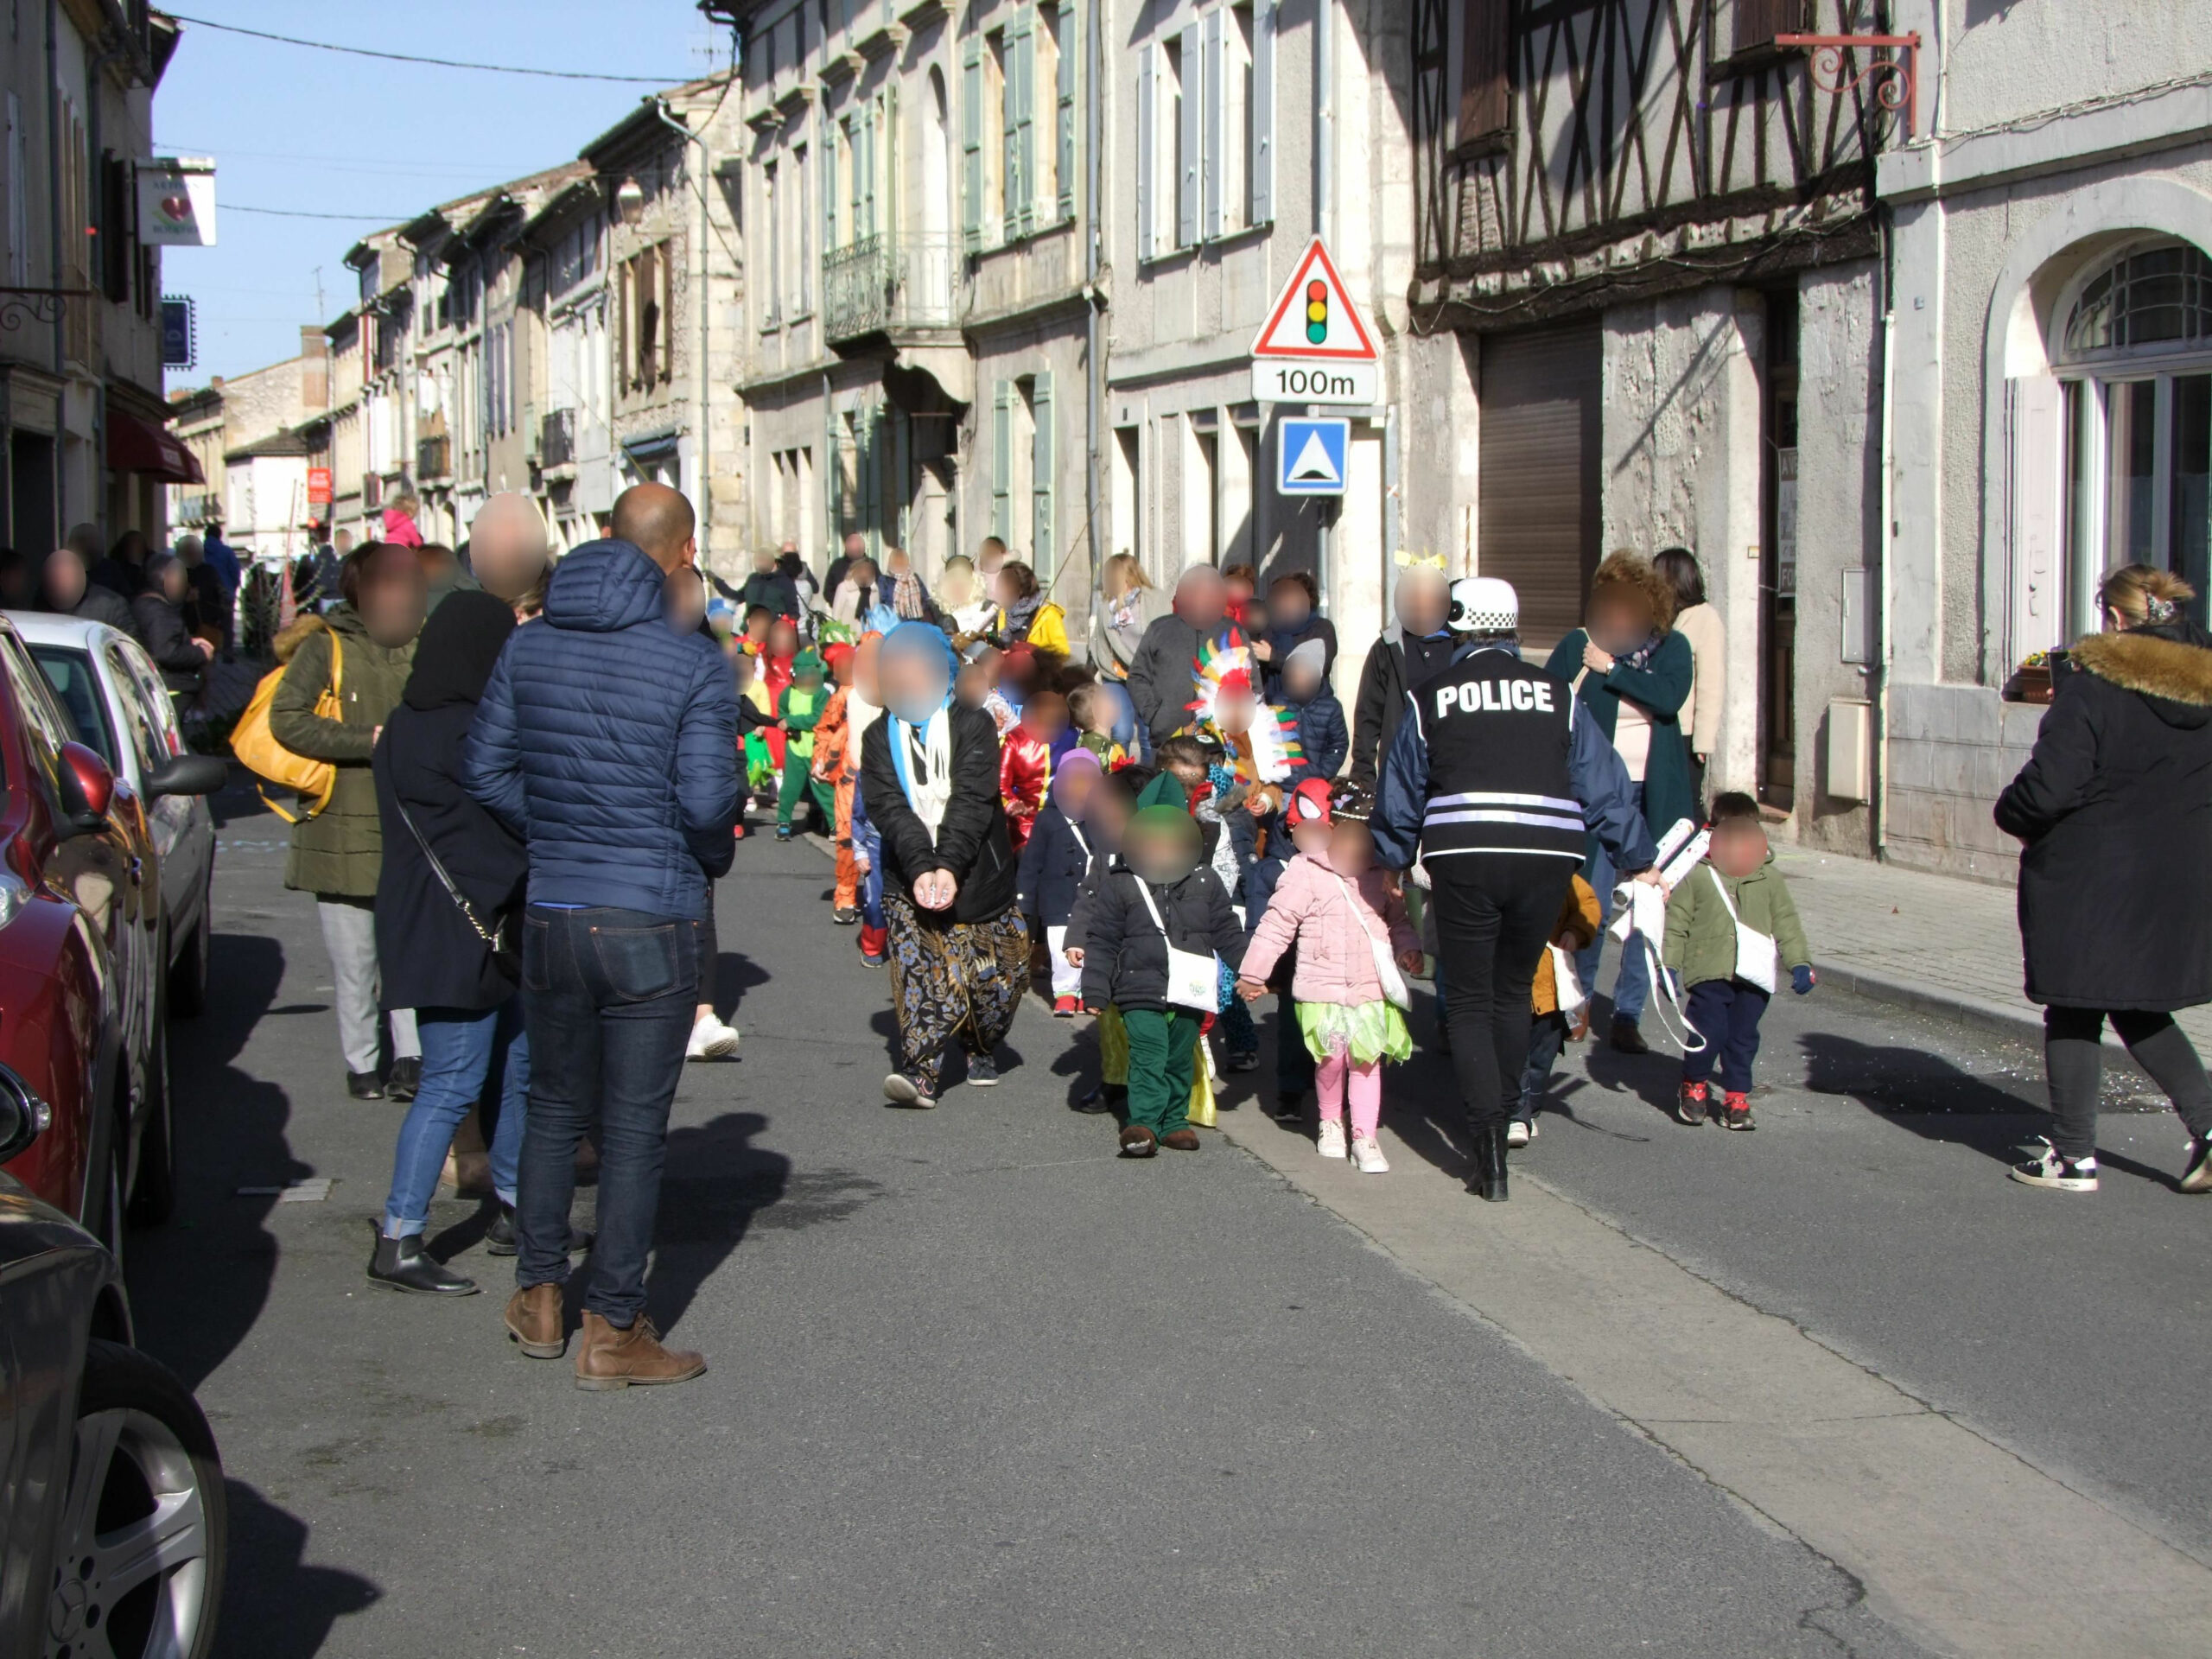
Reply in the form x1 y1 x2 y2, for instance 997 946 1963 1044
271 541 428 1099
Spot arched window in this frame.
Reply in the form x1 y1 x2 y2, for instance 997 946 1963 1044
2047 240 2212 638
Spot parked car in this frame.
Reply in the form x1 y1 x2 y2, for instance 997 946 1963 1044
0 617 219 1248
0 1090 226 1659
12 613 225 1016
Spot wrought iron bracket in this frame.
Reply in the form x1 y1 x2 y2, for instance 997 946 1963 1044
1776 31 1923 141
0 285 100 332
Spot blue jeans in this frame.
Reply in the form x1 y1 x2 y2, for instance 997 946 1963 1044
516 904 697 1325
1576 784 1651 1027
1100 676 1147 761
381 1001 529 1236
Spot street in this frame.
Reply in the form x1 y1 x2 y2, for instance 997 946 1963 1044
129 782 2211 1658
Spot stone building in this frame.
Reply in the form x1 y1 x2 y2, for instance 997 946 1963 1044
161 328 332 563
516 172 619 553
1 3 186 560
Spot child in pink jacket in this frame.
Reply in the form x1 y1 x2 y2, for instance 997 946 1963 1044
1238 781 1423 1173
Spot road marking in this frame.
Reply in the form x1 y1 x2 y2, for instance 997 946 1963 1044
1214 1113 2212 1658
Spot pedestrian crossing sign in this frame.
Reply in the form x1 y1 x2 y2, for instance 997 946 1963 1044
1278 416 1350 497
1252 238 1378 362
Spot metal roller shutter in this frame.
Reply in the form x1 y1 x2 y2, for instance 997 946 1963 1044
1477 320 1601 656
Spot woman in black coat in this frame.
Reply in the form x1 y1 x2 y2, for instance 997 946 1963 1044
130 552 213 696
861 621 1025 1107
1995 564 2212 1195
367 591 531 1294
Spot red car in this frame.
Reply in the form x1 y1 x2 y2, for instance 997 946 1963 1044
0 619 221 1255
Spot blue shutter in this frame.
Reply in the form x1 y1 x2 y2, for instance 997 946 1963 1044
991 383 1014 543
1032 371 1055 578
961 35 985 251
1136 43 1155 261
1250 0 1274 226
1057 2 1077 223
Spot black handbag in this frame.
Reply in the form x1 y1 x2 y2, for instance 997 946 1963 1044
392 795 519 980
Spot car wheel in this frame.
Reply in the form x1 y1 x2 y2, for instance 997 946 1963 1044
168 906 209 1020
48 1339 226 1659
126 1026 174 1229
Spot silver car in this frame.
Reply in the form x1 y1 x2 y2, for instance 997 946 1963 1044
7 615 224 1018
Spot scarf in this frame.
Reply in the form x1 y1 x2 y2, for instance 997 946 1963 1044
1001 590 1046 641
889 711 954 841
893 571 929 620
849 689 884 753
1616 630 1663 672
1108 586 1145 631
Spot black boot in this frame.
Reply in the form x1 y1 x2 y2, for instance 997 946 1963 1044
486 1204 594 1257
385 1056 422 1102
1467 1122 1511 1202
367 1230 479 1295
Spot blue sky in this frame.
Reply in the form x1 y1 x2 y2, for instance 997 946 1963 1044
153 3 727 385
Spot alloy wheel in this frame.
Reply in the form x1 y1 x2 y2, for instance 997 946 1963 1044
46 1405 215 1658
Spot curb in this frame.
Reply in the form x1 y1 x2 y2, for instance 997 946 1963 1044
1812 958 2133 1052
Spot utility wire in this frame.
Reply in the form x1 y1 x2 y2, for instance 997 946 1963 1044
168 13 683 83
226 203 412 221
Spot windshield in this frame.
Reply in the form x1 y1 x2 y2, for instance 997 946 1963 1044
28 645 115 770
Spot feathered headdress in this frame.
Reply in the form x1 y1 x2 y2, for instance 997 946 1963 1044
1185 633 1303 785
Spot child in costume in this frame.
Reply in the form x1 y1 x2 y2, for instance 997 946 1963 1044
1001 689 1066 852
734 648 777 799
1238 785 1422 1173
1513 874 1603 1147
776 649 836 839
1067 682 1127 768
1077 772 1246 1157
1018 747 1102 1015
1065 765 1144 1116
811 642 858 918
1662 791 1815 1131
1278 638 1348 786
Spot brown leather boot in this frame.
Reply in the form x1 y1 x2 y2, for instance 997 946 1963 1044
574 1312 706 1391
1159 1128 1201 1152
504 1284 566 1359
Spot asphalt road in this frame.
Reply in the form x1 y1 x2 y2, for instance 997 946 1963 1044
123 787 2195 1656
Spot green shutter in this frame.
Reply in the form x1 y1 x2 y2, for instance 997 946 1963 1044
991 382 1014 544
1137 43 1154 259
826 117 841 251
1031 371 1055 579
1057 3 1077 223
861 104 878 241
1250 0 1274 226
1004 10 1032 243
961 35 985 251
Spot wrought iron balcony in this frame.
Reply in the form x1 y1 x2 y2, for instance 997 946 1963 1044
822 233 960 345
540 406 576 469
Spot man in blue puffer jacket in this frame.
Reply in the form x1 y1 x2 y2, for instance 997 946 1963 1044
467 482 740 1390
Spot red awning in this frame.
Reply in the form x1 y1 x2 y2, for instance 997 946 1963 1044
107 409 205 484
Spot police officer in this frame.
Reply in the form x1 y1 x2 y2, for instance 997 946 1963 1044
1373 577 1658 1201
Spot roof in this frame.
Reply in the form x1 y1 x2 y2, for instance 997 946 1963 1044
580 70 737 169
226 429 311 461
6 613 136 652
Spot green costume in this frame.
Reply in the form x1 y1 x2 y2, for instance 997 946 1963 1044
1122 1007 1202 1136
777 669 835 830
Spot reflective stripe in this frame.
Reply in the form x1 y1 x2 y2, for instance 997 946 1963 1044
1425 808 1587 830
1422 845 1584 861
1429 790 1582 813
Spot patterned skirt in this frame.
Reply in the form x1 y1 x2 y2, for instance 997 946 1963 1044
884 890 1030 1080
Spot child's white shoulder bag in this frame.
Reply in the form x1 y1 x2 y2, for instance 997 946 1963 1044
1134 877 1222 1012
1706 866 1778 995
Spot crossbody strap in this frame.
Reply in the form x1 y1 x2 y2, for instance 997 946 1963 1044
393 794 505 950
1327 869 1389 951
1707 864 1741 925
1131 872 1171 940
1067 821 1091 860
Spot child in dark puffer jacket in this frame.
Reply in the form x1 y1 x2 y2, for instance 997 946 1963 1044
1279 638 1348 786
1017 747 1102 1015
1076 772 1246 1157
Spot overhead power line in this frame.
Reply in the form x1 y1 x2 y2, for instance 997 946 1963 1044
226 203 411 221
168 13 683 83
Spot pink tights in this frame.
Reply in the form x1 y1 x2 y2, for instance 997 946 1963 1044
1315 1047 1383 1140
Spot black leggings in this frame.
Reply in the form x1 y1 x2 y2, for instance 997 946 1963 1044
2043 1006 2212 1160
1429 856 1575 1135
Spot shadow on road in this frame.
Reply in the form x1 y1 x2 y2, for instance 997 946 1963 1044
647 1110 794 1334
219 1479 380 1657
127 930 292 1390
708 948 770 1024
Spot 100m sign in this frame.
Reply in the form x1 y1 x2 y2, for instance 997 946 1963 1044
1250 359 1378 406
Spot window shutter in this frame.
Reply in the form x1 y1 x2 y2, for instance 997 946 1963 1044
862 103 878 241
825 118 842 251
1005 10 1033 242
1057 2 1077 223
1202 10 1224 242
1032 371 1055 578
1455 0 1510 155
1177 21 1201 250
99 151 130 301
1732 0 1808 54
660 240 676 384
991 383 1014 543
1137 43 1156 260
961 35 985 251
1250 0 1274 226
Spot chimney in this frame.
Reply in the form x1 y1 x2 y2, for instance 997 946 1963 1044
300 325 329 410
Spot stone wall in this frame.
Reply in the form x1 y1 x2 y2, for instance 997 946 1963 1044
1885 683 2043 883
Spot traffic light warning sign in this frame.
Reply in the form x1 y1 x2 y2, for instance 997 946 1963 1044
1252 238 1378 363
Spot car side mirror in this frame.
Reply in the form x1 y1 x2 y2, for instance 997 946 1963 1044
0 1065 50 1160
144 753 229 799
55 741 115 835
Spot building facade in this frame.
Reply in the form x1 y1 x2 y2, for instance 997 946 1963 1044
2 2 186 563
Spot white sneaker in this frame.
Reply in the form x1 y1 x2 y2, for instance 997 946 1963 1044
2010 1138 2096 1192
686 1014 741 1060
1506 1120 1532 1149
1316 1120 1348 1160
1350 1135 1389 1174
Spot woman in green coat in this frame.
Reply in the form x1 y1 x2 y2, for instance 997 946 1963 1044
271 541 428 1099
1544 551 1695 1052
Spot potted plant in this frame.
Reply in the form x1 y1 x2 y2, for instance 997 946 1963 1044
2009 650 2056 705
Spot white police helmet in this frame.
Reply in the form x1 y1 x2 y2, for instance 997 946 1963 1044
1447 576 1519 634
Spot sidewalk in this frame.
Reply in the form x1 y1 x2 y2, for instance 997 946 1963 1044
1772 847 2212 1052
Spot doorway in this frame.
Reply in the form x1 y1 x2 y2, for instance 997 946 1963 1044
1760 289 1800 810
10 431 56 565
1476 319 1601 655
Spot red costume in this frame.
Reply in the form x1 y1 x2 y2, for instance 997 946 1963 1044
999 725 1052 851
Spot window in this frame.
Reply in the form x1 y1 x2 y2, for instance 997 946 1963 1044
1028 371 1056 577
621 244 673 390
1452 0 1509 156
1712 0 1808 65
2049 240 2212 635
1141 6 1269 258
29 647 113 771
794 145 811 313
762 162 781 326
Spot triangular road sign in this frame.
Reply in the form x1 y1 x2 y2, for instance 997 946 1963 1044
1287 429 1341 485
1252 237 1379 362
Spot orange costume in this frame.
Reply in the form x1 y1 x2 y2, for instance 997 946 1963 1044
999 724 1052 852
813 684 861 910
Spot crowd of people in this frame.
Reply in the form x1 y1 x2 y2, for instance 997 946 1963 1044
207 476 2212 1390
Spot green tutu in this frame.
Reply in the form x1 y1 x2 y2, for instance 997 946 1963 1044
1296 1000 1413 1066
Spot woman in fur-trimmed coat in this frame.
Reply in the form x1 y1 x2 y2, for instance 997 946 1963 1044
1995 563 2212 1194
